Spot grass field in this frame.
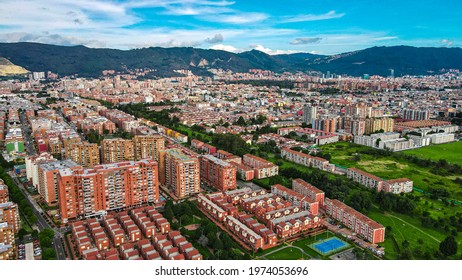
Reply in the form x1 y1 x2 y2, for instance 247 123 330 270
320 142 462 201
403 141 462 166
264 247 311 260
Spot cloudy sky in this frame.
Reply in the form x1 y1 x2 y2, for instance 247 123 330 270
0 0 460 55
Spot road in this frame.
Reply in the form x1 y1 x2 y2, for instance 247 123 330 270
19 111 36 156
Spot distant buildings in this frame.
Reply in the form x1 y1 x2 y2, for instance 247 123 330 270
364 117 394 134
402 109 429 121
347 167 413 194
302 104 317 125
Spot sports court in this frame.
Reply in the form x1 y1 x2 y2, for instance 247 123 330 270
310 237 349 255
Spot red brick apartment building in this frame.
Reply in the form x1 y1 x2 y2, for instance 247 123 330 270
324 198 385 243
242 154 279 179
58 159 159 223
200 155 236 191
347 168 413 194
281 148 335 173
0 202 20 233
71 206 201 260
101 138 135 163
0 181 8 203
292 178 325 206
271 184 319 215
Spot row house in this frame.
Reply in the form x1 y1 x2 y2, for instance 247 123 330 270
235 213 278 249
271 184 319 215
224 187 267 205
223 215 264 250
269 211 321 239
102 215 126 247
197 194 228 222
240 193 282 213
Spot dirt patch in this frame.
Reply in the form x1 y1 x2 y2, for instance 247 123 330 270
184 224 200 231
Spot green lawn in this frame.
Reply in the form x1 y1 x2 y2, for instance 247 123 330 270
367 207 462 259
264 247 311 260
403 141 462 166
320 142 462 201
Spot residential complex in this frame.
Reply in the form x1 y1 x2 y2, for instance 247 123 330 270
133 134 165 162
101 138 135 163
58 159 159 223
160 148 200 199
199 155 236 191
324 198 385 244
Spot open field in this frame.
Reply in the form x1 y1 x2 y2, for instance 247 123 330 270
263 247 311 260
320 142 462 201
403 141 462 166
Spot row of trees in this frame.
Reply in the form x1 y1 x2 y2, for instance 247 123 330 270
0 166 37 225
38 228 57 260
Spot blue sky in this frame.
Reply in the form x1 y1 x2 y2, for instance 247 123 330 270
0 0 460 54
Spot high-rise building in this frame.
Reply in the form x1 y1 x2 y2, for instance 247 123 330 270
0 223 14 260
160 148 200 199
313 117 337 133
365 117 394 134
134 135 165 162
200 155 236 191
25 152 56 190
101 138 135 163
65 141 100 168
58 159 159 223
37 160 81 205
402 109 429 121
0 180 8 204
0 202 20 233
302 104 317 125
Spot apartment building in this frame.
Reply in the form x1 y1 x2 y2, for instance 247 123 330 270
0 202 20 233
383 178 413 194
65 141 100 168
37 160 81 205
0 181 8 204
268 211 321 239
160 148 200 199
200 155 236 191
0 223 14 260
242 154 279 179
292 178 325 206
281 148 335 173
346 167 384 191
101 138 135 163
364 117 394 134
133 134 165 162
58 159 159 223
25 152 56 189
324 198 385 244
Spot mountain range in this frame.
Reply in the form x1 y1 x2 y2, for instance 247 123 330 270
1 42 462 78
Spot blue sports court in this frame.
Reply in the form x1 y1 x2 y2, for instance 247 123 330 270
310 237 349 255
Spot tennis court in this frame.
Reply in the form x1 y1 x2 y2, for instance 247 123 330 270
310 237 349 255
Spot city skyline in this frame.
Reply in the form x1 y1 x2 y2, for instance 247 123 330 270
0 0 461 55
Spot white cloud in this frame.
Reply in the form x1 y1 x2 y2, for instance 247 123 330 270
282 10 345 23
373 36 398 41
440 39 454 46
210 44 242 53
200 12 268 24
0 32 106 48
249 44 303 55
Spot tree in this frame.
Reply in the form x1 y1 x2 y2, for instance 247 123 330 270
439 236 458 257
42 248 57 260
236 116 246 126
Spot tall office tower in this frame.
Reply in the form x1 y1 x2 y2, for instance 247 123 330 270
101 138 135 163
58 159 159 223
302 104 317 125
160 148 200 199
200 155 236 191
133 134 165 162
65 141 100 168
365 117 394 134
